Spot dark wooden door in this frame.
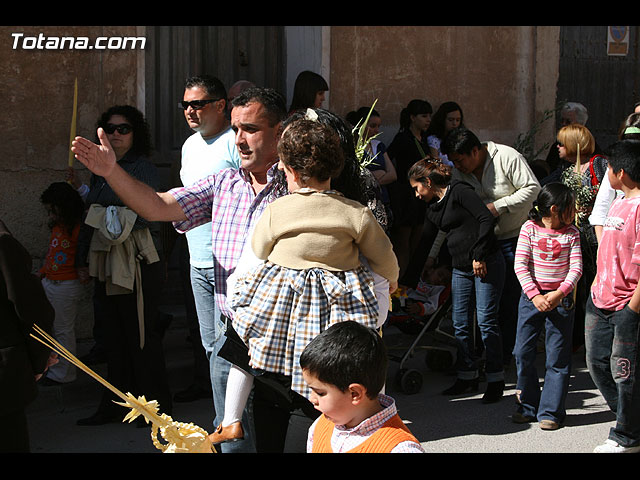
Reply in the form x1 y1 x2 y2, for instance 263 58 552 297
142 26 285 293
557 26 640 151
144 25 286 189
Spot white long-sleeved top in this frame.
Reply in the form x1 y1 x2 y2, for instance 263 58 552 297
452 141 541 240
588 172 625 227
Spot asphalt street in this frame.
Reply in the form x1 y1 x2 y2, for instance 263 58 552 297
23 305 619 455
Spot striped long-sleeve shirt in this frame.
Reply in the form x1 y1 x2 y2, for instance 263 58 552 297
168 165 280 319
514 220 583 299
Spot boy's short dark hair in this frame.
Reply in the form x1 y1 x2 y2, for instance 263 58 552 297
299 321 387 399
606 139 640 184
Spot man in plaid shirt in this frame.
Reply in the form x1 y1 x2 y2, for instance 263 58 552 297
72 87 288 452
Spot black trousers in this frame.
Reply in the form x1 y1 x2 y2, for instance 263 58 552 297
219 323 320 453
93 261 172 416
0 409 29 452
252 372 320 453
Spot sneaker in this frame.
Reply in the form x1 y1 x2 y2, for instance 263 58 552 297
539 419 560 430
593 439 640 453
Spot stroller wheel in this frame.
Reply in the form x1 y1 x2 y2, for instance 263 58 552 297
396 368 423 395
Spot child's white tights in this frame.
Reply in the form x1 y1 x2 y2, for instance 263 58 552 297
222 364 254 427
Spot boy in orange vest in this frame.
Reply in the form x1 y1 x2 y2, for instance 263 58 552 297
300 321 424 453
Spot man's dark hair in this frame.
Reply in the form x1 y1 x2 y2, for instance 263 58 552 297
606 139 640 183
441 126 482 157
231 87 287 127
184 75 227 102
300 321 387 399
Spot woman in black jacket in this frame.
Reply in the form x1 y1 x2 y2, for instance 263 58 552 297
74 105 172 426
408 157 506 404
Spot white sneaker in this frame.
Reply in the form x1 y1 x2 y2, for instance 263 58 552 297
593 439 640 453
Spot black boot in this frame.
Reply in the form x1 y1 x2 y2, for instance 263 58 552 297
76 410 120 426
442 378 479 395
482 380 505 403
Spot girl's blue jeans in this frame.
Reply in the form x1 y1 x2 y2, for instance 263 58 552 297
514 291 574 423
585 295 640 447
451 250 505 382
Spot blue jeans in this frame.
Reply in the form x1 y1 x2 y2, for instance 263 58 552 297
585 295 640 447
451 250 505 382
190 265 256 453
514 291 574 423
498 237 521 363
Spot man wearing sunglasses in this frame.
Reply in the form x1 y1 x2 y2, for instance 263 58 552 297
176 75 248 450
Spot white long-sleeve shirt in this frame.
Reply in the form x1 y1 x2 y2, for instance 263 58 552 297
588 172 625 227
452 141 541 240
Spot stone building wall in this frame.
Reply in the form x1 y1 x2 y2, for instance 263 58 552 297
328 26 560 155
1 26 144 338
1 25 142 262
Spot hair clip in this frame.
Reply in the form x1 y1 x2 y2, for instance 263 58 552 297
305 108 318 122
624 126 640 135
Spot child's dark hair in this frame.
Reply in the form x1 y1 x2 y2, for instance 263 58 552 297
280 108 367 206
277 119 345 184
528 182 575 222
299 321 387 399
606 139 640 184
40 182 84 235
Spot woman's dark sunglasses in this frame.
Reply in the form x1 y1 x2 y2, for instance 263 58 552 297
179 99 219 110
104 123 133 135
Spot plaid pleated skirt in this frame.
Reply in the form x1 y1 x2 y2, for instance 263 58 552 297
230 261 379 400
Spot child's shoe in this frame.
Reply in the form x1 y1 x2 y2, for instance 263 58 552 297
593 439 640 453
207 421 244 444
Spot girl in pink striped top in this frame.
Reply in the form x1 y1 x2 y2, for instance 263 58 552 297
512 182 583 430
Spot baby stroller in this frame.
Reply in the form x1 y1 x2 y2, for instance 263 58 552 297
386 275 457 395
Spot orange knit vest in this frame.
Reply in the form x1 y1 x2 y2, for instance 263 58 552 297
311 413 420 453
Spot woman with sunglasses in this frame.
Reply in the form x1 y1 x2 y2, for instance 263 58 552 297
73 105 173 426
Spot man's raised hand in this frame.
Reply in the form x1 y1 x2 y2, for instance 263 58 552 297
71 128 117 178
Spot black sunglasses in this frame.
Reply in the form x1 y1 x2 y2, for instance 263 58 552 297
179 98 220 110
104 123 133 135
